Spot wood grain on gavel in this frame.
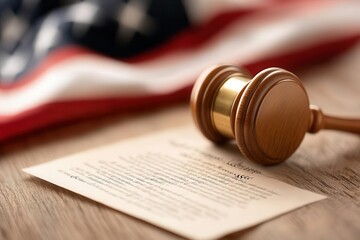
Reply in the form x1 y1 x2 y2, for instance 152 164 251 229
191 65 360 165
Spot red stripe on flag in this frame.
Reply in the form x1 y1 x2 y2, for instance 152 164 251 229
1 35 358 142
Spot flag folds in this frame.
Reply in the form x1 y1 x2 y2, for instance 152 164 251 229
0 0 359 141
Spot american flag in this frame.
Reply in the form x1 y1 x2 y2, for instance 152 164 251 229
0 0 359 142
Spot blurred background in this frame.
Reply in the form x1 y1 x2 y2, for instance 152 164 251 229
0 0 359 142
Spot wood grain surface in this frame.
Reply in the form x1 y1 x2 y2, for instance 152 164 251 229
1 44 360 240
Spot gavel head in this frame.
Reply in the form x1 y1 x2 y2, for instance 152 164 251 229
191 65 311 165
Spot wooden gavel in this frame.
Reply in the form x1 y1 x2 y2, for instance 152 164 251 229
191 65 360 165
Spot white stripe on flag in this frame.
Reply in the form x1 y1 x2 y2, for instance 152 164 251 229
1 1 359 116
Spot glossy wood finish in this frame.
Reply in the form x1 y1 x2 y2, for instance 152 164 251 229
191 63 360 165
1 45 360 240
309 105 360 134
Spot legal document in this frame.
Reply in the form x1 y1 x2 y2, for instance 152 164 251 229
24 127 325 240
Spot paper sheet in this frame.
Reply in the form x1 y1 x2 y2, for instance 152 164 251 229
24 126 325 240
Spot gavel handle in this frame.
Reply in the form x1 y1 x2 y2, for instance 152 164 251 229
309 105 360 134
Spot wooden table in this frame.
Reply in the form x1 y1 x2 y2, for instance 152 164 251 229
1 44 360 240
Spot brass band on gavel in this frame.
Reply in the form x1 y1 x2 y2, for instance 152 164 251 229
212 74 250 138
